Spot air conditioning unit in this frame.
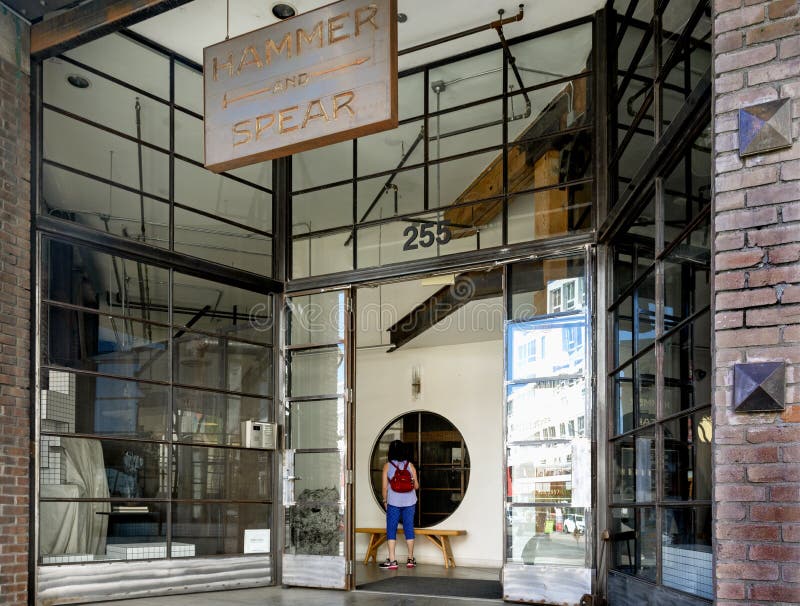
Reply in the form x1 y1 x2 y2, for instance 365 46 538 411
241 421 277 449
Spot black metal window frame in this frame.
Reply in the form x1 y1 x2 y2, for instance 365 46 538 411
31 27 285 567
603 1 712 601
610 0 711 201
287 14 599 289
35 28 281 287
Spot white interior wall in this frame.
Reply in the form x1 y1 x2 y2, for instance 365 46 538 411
355 339 504 568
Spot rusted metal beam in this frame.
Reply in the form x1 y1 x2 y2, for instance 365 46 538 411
30 0 193 59
387 268 503 351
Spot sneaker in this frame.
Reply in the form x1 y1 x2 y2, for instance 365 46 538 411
379 559 398 569
406 557 416 568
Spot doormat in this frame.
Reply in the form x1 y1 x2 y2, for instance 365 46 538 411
357 576 503 600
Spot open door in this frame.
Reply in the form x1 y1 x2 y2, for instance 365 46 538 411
281 289 353 589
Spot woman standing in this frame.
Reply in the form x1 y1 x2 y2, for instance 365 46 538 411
379 440 419 569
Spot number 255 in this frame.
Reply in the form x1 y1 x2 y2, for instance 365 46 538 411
403 221 452 251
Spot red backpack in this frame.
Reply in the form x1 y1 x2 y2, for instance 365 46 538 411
389 461 414 493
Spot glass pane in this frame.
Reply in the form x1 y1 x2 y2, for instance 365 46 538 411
663 313 711 416
509 256 586 321
511 23 593 90
357 120 424 178
611 507 657 581
174 445 271 500
617 128 654 193
398 72 423 120
173 207 272 276
44 59 170 150
664 411 713 501
292 452 344 502
288 345 345 397
612 431 655 503
507 182 593 244
41 436 168 499
508 443 576 504
44 109 169 199
175 62 203 114
288 399 345 450
506 506 587 566
613 250 634 299
45 305 169 383
43 238 169 323
174 159 272 232
174 110 203 162
428 50 501 112
174 331 272 395
174 388 271 446
41 369 168 440
636 348 656 426
507 315 586 382
286 500 344 556
172 503 271 557
614 295 634 367
663 506 713 599
293 140 353 190
635 270 656 352
664 216 711 328
64 33 170 100
429 150 499 210
357 167 425 220
43 164 170 248
356 203 502 270
509 77 593 145
292 229 354 278
430 101 503 161
40 501 169 563
288 291 346 346
614 365 634 436
293 183 352 233
172 273 272 344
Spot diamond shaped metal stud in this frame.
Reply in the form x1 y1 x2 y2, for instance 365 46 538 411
734 362 785 412
739 98 793 157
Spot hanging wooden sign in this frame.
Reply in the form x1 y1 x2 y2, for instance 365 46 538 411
203 0 398 172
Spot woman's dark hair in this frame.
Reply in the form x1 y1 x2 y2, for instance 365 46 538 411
388 439 407 461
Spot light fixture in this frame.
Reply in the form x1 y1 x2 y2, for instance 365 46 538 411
271 3 296 19
67 74 90 89
411 366 421 400
397 12 407 23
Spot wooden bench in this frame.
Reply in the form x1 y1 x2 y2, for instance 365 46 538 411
356 527 466 568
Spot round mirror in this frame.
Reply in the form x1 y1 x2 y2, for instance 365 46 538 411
370 412 470 527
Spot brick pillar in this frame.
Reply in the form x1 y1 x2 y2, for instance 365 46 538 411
712 1 800 604
0 7 30 606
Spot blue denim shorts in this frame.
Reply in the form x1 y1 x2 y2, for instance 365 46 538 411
386 504 415 540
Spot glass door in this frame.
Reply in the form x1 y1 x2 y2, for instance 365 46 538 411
503 253 593 603
281 289 353 589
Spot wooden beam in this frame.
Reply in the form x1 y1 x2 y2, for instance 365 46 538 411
31 0 193 58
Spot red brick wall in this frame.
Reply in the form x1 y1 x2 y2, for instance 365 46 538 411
713 0 800 604
0 8 30 606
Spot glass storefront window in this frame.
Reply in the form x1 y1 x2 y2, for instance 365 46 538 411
611 507 657 581
39 235 274 564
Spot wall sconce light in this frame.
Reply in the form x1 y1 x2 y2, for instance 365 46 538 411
411 366 422 400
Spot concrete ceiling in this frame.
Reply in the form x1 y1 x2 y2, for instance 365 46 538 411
128 0 606 70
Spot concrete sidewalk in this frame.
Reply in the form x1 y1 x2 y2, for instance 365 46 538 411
85 586 503 606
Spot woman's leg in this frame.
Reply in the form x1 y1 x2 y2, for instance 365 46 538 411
401 505 416 558
386 505 401 562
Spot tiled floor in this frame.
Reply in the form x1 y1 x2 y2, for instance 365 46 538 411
86 564 503 605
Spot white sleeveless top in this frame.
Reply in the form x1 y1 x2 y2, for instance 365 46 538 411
387 460 417 507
